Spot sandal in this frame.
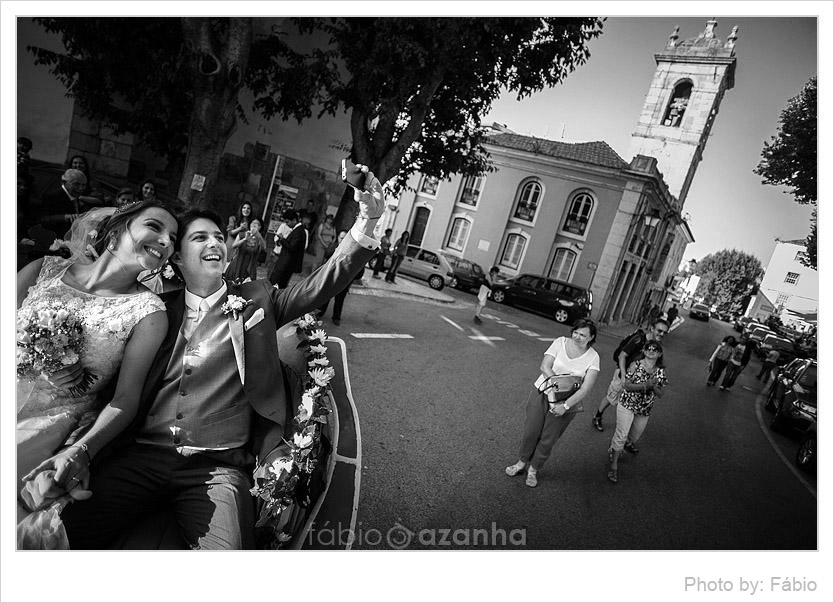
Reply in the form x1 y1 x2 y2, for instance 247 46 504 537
505 462 526 477
525 470 538 488
607 468 618 484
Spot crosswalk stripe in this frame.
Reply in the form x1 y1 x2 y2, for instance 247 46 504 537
440 315 464 331
469 336 506 341
350 333 414 339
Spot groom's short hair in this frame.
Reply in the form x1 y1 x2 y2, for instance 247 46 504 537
175 207 225 251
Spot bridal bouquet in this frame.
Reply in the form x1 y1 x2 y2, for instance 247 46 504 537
16 307 97 397
251 313 334 549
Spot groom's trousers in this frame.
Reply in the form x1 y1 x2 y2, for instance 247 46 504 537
62 443 255 549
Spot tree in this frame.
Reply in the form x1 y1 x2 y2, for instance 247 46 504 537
246 17 604 230
29 17 257 209
693 249 763 313
754 77 817 269
28 17 603 223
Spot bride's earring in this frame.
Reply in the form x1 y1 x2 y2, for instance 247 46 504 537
108 236 116 251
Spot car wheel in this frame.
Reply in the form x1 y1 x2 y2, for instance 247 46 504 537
492 290 506 304
428 275 444 290
796 432 816 473
553 309 570 323
450 277 459 289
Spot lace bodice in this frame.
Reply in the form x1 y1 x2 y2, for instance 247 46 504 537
17 256 165 419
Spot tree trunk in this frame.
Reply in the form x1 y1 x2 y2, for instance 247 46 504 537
178 17 252 210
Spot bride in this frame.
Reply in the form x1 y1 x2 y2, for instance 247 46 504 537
16 200 179 548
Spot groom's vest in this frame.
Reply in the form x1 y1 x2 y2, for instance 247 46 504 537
137 300 253 449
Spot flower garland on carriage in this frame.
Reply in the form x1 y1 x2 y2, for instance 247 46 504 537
250 312 335 549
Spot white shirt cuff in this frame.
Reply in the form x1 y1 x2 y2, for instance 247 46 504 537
350 224 380 250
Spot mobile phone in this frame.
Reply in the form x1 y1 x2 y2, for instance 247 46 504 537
341 158 366 190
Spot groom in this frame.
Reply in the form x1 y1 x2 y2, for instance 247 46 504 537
62 168 382 549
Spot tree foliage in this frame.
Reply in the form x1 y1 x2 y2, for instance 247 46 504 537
29 18 259 208
693 249 763 313
27 17 603 218
247 17 604 227
754 76 817 269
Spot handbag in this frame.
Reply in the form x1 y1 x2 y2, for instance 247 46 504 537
534 373 584 405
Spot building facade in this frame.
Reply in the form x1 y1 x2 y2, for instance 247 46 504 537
383 21 735 324
747 239 818 329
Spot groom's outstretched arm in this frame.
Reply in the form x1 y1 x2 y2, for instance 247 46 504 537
269 165 385 323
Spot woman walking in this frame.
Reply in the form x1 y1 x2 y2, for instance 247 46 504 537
707 336 736 386
505 319 600 487
607 340 668 484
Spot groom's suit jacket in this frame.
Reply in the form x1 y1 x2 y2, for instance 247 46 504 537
121 231 376 465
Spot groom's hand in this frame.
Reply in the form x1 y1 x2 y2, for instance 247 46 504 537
353 165 384 223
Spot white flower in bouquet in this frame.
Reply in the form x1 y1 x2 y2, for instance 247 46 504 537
268 457 294 478
308 356 330 368
309 366 335 387
293 432 314 450
308 329 327 343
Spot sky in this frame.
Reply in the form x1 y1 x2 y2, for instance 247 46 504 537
1 3 831 603
485 16 818 267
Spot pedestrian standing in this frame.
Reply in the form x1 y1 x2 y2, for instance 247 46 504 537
318 231 355 326
707 336 736 387
474 266 499 324
756 349 781 384
372 228 392 279
642 303 661 328
505 319 600 488
666 304 679 327
385 231 409 283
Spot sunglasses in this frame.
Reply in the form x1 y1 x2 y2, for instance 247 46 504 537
644 346 662 353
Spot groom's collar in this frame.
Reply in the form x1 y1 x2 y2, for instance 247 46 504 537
184 282 227 312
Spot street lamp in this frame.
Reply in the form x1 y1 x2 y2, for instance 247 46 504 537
643 208 662 228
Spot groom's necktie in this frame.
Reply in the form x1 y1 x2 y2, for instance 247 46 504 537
184 299 210 339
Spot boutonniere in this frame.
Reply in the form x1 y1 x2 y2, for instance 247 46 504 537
221 295 253 320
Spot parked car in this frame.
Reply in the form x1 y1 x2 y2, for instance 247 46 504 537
747 326 776 349
742 320 768 338
688 303 710 321
441 254 486 292
489 274 592 323
734 315 755 333
757 334 798 364
766 358 817 435
795 421 816 474
396 245 455 290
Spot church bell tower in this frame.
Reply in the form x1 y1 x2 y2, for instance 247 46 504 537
627 19 738 206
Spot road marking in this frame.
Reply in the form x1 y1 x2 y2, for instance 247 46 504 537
350 333 414 339
518 330 541 337
538 337 553 342
439 315 464 331
469 335 505 342
754 386 816 498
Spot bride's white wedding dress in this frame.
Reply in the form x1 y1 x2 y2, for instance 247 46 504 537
17 256 165 548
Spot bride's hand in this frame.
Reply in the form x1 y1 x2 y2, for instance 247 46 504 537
24 446 91 492
44 361 86 389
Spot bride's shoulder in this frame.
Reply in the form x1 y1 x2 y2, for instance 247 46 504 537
38 255 72 278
